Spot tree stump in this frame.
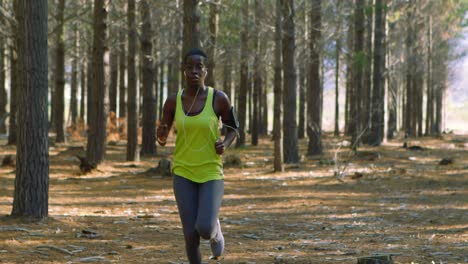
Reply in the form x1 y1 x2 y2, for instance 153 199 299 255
157 158 172 176
357 255 393 264
76 155 97 174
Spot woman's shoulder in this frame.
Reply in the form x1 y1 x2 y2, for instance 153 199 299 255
163 92 178 109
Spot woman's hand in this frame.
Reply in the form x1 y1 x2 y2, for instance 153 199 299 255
157 124 169 146
215 139 225 155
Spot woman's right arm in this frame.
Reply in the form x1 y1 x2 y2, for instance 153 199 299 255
156 94 176 146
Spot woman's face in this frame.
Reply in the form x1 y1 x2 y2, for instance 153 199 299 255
184 55 207 87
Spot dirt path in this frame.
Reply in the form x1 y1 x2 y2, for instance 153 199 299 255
0 134 467 263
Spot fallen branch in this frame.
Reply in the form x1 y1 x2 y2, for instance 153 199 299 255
36 244 74 255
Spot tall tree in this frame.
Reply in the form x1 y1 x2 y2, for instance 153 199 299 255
205 0 219 87
333 0 342 137
182 0 201 57
126 0 139 161
424 15 433 136
54 0 66 143
297 1 307 139
0 0 6 134
351 0 365 149
369 0 385 145
11 0 49 219
236 0 249 147
108 2 118 114
140 0 156 156
79 37 86 122
70 25 79 127
307 0 322 155
273 0 284 172
282 0 299 163
86 0 108 165
118 27 126 118
8 0 19 146
362 0 374 142
251 0 261 146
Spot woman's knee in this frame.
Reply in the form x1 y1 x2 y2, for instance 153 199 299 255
195 221 215 239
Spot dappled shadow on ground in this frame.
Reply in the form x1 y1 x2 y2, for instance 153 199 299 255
0 133 467 263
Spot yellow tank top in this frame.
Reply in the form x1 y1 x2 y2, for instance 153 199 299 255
173 87 223 183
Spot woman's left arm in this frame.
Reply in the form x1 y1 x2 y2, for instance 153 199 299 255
214 90 238 155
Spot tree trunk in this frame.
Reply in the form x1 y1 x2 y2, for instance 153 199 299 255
251 0 262 146
223 62 232 102
8 33 18 145
298 64 305 139
118 28 126 118
362 0 373 141
344 5 354 137
236 0 249 147
281 0 299 163
126 0 139 161
334 12 341 137
387 49 397 140
54 0 66 143
182 0 201 59
80 45 86 122
307 0 322 156
140 0 156 156
11 0 49 219
86 0 108 165
425 16 433 136
70 26 79 127
351 0 365 149
206 0 219 87
260 62 268 135
369 0 385 145
273 0 284 172
86 44 93 127
0 5 6 134
158 61 165 120
108 3 118 115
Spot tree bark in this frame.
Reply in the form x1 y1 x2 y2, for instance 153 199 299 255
108 3 118 114
8 23 18 145
298 63 305 139
182 0 201 58
251 0 261 146
369 0 385 145
79 41 86 122
54 0 66 143
351 0 365 149
70 26 79 127
0 2 6 134
126 0 139 161
11 0 49 219
118 27 126 118
425 16 433 136
307 0 322 155
86 0 108 165
273 0 284 172
362 0 373 142
205 0 219 87
281 0 299 163
334 3 341 137
236 0 249 147
140 0 156 156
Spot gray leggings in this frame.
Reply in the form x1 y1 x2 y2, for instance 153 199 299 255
173 175 224 264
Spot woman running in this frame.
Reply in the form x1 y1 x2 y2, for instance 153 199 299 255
156 48 238 263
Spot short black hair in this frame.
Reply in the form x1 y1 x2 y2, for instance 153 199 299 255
184 48 208 63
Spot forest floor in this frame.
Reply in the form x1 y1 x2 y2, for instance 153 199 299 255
0 131 467 264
